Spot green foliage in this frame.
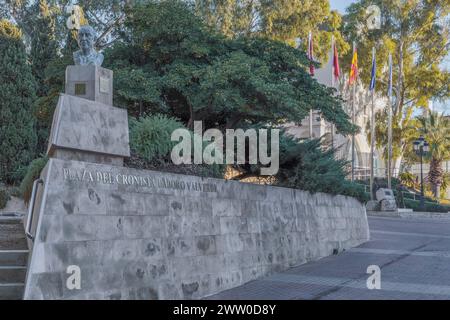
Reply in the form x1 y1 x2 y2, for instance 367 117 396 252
346 0 450 178
0 184 10 209
342 0 450 104
29 0 58 96
276 136 369 202
19 156 48 204
129 114 186 162
344 1 450 172
404 199 450 213
399 171 418 189
418 112 450 198
195 0 351 62
231 131 369 202
105 0 356 135
403 112 450 198
0 20 38 184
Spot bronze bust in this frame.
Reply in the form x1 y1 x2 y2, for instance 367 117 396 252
73 25 104 66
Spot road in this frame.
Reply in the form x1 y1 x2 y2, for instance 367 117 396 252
208 216 450 300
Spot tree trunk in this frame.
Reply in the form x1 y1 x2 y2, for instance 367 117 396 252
429 157 443 199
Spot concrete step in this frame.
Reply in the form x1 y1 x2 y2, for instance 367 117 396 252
0 266 27 283
0 214 28 300
0 250 28 267
0 284 24 300
0 218 28 250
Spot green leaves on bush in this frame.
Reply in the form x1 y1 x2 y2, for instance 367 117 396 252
0 185 10 210
129 114 185 162
19 156 48 204
276 137 370 203
403 199 450 213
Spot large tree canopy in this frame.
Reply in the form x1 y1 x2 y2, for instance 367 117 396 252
194 0 351 63
105 0 356 134
342 0 450 176
342 0 450 108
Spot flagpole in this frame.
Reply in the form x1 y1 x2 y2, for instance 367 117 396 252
370 47 376 200
351 42 356 182
387 53 393 189
309 31 314 139
331 36 335 150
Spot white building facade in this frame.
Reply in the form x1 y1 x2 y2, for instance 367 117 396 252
285 50 387 181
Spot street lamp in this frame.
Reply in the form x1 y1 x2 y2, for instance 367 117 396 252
413 136 430 211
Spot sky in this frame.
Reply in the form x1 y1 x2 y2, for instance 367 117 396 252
329 0 448 114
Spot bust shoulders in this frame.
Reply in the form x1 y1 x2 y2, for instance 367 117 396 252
73 50 104 66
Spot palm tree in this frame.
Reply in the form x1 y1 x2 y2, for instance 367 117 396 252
417 112 450 199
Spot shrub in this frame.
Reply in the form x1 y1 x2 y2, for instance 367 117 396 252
275 136 370 203
129 114 185 162
340 181 371 203
19 156 48 204
399 172 417 189
404 199 450 213
0 185 10 210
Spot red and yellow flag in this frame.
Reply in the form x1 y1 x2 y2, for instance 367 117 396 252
349 47 358 85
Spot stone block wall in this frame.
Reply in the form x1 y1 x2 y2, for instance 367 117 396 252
24 159 369 300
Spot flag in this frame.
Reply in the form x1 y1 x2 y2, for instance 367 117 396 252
369 47 376 91
333 39 340 81
308 31 315 76
349 44 358 85
387 53 393 98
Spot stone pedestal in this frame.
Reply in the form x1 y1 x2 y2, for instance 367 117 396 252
65 65 113 106
47 66 130 166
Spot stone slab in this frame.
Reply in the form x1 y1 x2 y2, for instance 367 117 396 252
47 94 130 164
24 159 369 300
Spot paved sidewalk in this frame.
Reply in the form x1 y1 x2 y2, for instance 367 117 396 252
208 217 450 300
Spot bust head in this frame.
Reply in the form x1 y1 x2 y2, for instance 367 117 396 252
73 25 104 66
77 25 96 52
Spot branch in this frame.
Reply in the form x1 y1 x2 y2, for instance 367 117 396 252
95 12 126 47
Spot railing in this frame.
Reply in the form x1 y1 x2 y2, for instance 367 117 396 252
25 178 44 242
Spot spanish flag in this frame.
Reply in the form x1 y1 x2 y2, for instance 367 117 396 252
349 44 358 85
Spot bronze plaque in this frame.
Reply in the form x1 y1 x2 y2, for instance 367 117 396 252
74 83 86 96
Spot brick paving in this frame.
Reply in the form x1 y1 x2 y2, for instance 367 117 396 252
208 216 450 300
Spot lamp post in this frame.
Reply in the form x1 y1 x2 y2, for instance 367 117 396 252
413 136 430 211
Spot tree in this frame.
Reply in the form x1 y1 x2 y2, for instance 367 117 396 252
32 4 89 154
416 112 450 199
105 0 356 135
342 0 450 175
0 0 129 50
76 0 131 49
29 0 58 96
0 20 37 183
195 0 351 63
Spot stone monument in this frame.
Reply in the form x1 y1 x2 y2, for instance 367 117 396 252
47 26 129 166
22 25 369 300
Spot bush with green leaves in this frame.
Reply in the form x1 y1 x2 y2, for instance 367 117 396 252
404 199 450 213
231 131 370 203
0 184 10 210
128 114 226 178
129 114 186 162
276 137 370 203
19 156 48 204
